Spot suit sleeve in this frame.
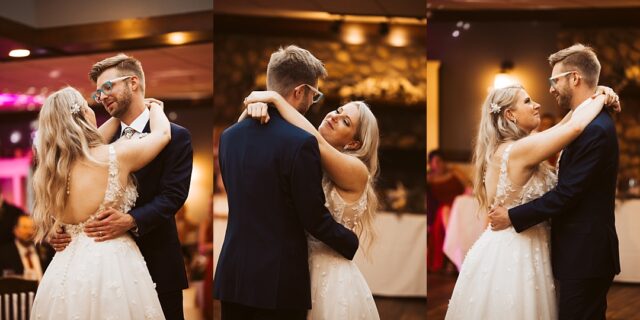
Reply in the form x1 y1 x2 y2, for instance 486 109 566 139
290 136 359 260
129 127 193 236
509 124 607 232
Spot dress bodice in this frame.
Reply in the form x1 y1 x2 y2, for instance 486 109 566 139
61 145 138 236
307 179 367 252
322 181 367 231
490 143 557 210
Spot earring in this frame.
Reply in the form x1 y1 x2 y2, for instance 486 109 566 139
513 118 518 124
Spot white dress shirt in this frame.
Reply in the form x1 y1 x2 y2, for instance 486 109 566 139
15 240 43 281
120 108 150 139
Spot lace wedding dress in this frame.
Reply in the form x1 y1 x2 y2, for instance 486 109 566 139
31 145 164 320
306 181 380 320
445 144 558 320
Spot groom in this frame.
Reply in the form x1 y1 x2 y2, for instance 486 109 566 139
214 45 359 320
49 54 193 319
489 44 620 319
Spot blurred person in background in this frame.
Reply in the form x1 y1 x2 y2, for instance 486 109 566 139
0 190 24 246
0 214 53 280
427 149 465 272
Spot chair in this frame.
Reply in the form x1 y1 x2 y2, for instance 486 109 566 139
0 278 37 320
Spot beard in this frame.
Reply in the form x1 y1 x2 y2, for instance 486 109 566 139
556 87 573 110
106 87 133 118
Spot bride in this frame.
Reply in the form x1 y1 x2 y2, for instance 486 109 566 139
30 87 170 319
445 84 618 319
242 91 381 319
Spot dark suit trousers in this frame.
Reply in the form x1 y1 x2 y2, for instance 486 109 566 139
557 275 614 320
158 290 184 320
221 301 307 320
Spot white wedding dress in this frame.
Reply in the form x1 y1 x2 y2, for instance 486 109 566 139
306 181 380 320
445 144 558 320
31 145 165 320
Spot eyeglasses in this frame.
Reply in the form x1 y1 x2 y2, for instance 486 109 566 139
548 71 578 87
92 76 133 103
298 84 324 104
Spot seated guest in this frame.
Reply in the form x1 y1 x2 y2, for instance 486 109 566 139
0 214 54 280
0 192 24 246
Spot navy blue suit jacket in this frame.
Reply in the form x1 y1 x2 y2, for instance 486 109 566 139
214 109 359 310
509 110 620 279
112 122 193 293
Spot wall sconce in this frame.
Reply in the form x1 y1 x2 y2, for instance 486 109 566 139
493 60 519 89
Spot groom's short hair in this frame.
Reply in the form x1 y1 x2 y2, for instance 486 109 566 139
266 45 327 97
89 53 146 94
548 44 600 89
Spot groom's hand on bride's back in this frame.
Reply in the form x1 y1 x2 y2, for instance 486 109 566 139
84 207 137 242
48 226 71 252
488 206 512 231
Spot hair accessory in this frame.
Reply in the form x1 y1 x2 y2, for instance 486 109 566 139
489 102 501 114
70 102 81 115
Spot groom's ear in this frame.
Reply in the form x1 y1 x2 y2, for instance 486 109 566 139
130 76 141 92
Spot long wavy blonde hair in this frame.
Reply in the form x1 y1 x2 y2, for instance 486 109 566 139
330 101 380 255
472 85 529 211
32 87 104 243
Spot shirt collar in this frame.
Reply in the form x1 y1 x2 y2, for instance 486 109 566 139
120 108 150 134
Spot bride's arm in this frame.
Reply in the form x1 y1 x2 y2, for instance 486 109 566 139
244 91 368 193
97 117 120 143
510 94 607 169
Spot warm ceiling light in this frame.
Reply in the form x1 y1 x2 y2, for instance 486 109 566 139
388 27 409 47
493 73 519 89
166 32 189 45
9 49 30 58
343 24 365 45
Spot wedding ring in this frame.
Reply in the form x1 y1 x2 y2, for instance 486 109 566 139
99 231 103 237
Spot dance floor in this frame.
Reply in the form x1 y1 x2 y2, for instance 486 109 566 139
213 296 426 319
427 273 640 320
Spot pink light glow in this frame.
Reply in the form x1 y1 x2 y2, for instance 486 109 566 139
0 93 45 110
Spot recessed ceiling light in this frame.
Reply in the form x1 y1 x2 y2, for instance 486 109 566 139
166 32 188 45
9 49 30 58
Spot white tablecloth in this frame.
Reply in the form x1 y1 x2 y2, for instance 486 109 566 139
214 211 427 297
354 212 427 297
614 199 640 283
443 195 486 270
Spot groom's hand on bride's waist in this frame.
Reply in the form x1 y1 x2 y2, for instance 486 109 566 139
84 207 137 242
488 206 512 231
48 227 71 252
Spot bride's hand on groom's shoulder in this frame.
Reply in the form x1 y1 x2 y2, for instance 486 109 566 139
144 98 164 110
487 206 512 231
245 102 270 124
595 85 621 113
244 90 280 105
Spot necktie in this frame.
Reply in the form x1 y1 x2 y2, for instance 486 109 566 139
123 127 136 139
24 247 34 269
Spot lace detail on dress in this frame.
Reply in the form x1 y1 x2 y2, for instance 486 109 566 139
489 143 557 210
492 143 516 208
60 145 138 237
325 182 367 231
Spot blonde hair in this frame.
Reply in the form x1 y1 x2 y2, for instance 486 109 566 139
472 85 528 211
336 101 380 255
266 45 327 97
548 44 600 88
89 53 145 94
32 87 104 243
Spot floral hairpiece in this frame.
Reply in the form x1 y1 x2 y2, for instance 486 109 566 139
70 102 81 115
489 102 501 114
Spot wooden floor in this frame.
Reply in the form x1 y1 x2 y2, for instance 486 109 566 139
427 273 640 320
214 296 426 319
